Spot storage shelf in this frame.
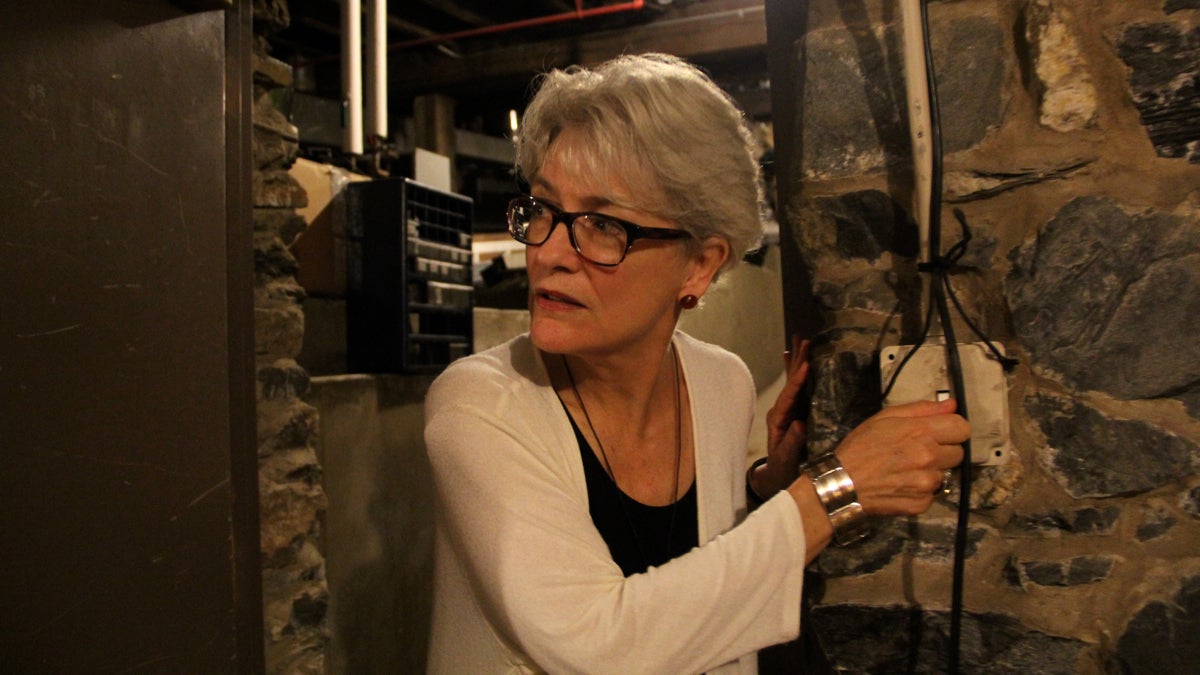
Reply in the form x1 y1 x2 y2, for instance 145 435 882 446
346 178 474 374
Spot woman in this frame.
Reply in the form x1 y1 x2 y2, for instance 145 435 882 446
424 53 968 674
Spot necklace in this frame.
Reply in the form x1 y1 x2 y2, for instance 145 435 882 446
563 345 683 569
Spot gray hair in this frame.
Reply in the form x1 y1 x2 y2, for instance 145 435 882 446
514 53 764 275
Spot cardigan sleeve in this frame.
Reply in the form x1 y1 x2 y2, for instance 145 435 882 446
425 343 808 674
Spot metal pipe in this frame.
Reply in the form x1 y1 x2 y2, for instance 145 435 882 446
342 0 364 154
388 0 646 51
900 0 931 263
367 0 388 139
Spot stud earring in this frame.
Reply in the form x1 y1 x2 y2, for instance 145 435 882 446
680 294 699 309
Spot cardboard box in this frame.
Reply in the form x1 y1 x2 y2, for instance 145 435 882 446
288 158 371 296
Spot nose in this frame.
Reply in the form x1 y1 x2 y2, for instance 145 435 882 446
532 216 580 267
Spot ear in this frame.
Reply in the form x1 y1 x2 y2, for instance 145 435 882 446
681 235 731 300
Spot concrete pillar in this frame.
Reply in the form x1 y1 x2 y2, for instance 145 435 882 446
413 93 457 189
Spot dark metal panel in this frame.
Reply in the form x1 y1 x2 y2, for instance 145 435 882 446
765 0 823 343
0 0 259 670
225 1 267 671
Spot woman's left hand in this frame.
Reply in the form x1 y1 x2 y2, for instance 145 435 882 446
752 335 811 498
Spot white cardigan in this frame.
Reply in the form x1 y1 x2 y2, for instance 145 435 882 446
424 332 807 674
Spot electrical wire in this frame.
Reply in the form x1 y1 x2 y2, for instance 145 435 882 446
919 1 968 671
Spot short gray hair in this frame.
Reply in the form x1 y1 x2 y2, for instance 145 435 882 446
515 53 764 275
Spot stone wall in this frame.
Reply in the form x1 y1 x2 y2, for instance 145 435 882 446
252 1 330 672
777 0 1200 672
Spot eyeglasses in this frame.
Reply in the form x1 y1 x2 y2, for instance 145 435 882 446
506 195 693 267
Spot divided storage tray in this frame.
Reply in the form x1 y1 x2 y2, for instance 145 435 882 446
345 178 473 373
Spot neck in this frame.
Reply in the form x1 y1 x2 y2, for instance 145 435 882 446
554 335 678 427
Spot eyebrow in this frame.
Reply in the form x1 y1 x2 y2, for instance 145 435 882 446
531 176 616 211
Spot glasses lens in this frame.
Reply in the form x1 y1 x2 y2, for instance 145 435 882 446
573 215 629 265
508 196 550 244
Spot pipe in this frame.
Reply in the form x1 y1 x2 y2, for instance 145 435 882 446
388 0 646 51
367 0 388 139
342 0 364 154
900 0 931 263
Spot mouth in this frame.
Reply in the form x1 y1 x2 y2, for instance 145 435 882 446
534 288 585 309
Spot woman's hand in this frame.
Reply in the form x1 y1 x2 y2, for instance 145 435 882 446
751 335 811 498
834 398 970 516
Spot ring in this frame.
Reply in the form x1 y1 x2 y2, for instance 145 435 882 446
940 470 954 495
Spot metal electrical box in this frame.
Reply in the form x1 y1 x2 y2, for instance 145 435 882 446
880 342 1012 465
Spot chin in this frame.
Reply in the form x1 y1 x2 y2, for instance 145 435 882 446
529 320 577 356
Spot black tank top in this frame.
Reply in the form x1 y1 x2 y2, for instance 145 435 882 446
567 413 699 577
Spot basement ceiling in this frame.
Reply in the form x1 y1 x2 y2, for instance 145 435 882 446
267 0 771 134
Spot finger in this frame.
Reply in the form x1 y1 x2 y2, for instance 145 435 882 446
874 397 957 420
789 336 809 377
768 360 810 420
932 443 966 470
924 414 972 445
777 419 805 453
783 335 809 375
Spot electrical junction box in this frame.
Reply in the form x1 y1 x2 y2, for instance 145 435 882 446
880 342 1012 466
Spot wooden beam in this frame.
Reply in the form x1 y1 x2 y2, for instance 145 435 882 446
386 0 766 98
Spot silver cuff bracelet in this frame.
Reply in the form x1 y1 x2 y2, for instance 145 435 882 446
803 453 870 545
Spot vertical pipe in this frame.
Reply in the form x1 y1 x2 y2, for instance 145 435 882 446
367 0 387 140
900 0 931 263
342 0 363 154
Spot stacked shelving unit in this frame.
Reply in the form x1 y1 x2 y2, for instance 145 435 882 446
345 177 474 373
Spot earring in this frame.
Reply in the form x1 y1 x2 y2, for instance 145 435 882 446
680 294 699 309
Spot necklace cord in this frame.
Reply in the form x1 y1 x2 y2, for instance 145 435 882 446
562 346 683 569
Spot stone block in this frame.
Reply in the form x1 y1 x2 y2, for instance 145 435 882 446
1006 505 1120 536
797 12 1006 179
1136 502 1177 541
1111 575 1200 671
254 93 300 170
257 278 307 307
259 358 312 401
1021 1 1098 132
254 207 308 244
257 399 318 456
1005 197 1200 401
904 519 991 563
255 170 308 210
959 459 1022 510
1005 554 1118 587
1116 23 1200 163
1182 485 1200 517
808 349 880 455
255 302 305 360
822 190 919 262
254 51 294 89
255 231 301 279
259 478 327 566
252 0 291 37
815 518 988 577
815 522 907 577
1025 392 1198 498
810 605 1087 673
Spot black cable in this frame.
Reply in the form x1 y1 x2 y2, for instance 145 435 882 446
918 2 970 672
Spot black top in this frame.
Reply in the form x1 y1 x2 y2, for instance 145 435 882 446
567 414 699 577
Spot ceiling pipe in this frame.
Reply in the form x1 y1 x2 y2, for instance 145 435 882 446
367 0 388 139
388 0 646 51
342 0 364 154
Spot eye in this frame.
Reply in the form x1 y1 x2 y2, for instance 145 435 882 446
587 216 626 237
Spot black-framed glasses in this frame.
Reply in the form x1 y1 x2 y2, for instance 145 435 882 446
506 195 693 267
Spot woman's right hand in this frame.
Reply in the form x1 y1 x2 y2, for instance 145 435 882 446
833 398 970 516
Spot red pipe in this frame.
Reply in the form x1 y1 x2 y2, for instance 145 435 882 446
388 0 646 51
